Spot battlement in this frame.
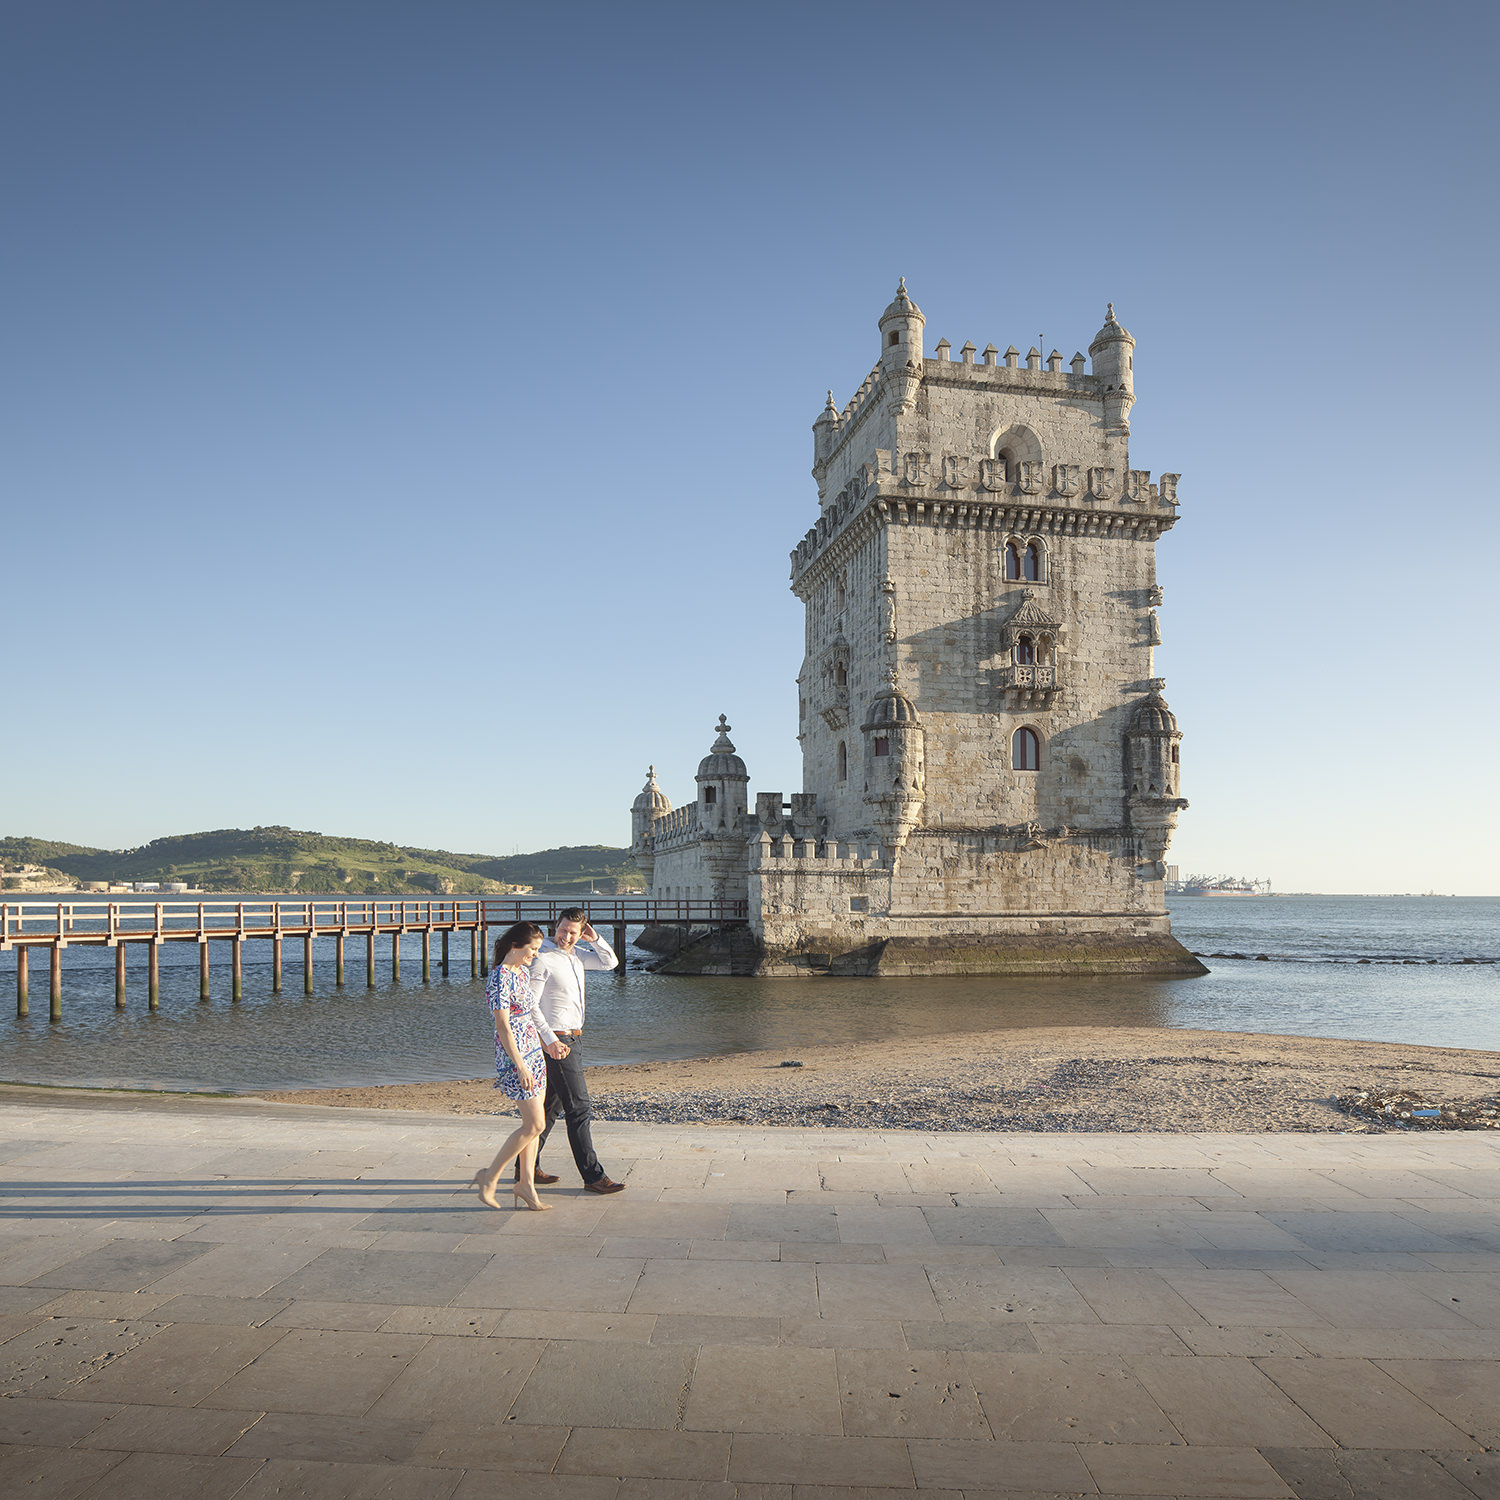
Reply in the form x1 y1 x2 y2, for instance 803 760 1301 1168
649 804 700 851
750 833 887 871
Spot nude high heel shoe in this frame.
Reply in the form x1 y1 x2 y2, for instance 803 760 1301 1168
511 1186 553 1212
470 1171 502 1209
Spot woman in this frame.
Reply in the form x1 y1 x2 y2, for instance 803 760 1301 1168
469 921 569 1210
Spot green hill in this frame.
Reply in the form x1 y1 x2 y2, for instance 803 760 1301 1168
0 829 644 896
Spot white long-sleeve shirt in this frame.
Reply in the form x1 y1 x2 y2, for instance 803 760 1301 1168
527 934 618 1033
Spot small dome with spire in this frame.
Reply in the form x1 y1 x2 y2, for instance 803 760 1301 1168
631 765 672 818
878 277 924 327
1089 301 1134 351
696 715 749 782
1129 692 1178 736
861 667 921 732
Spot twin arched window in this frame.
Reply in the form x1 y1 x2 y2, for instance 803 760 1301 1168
1012 727 1040 772
1003 542 1043 582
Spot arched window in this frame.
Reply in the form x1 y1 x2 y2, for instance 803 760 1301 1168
1023 543 1041 582
1170 745 1179 764
1012 727 1040 772
835 662 847 687
1016 636 1034 665
888 330 900 346
703 786 717 805
1037 634 1054 665
995 451 1012 482
837 742 847 781
1004 543 1021 581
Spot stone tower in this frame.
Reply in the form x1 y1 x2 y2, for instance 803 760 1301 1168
760 283 1203 974
632 283 1204 976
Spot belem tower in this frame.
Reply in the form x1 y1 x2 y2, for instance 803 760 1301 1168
631 283 1205 977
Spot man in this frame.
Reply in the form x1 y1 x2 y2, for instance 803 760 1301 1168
524 908 626 1194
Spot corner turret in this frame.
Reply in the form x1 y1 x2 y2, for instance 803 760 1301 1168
878 278 925 416
630 765 672 885
1125 687 1187 878
812 390 839 486
695 715 751 900
1088 303 1135 435
861 667 925 851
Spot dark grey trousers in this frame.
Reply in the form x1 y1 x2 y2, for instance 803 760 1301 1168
538 1038 604 1185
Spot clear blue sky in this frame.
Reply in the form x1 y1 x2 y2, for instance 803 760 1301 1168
4 2 1495 893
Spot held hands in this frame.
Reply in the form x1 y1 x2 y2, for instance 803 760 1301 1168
545 1041 571 1060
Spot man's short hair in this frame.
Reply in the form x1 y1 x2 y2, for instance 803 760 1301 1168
557 906 586 926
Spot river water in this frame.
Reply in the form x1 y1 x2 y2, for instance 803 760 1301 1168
0 897 1494 1093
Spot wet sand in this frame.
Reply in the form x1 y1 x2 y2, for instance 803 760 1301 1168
256 1026 1500 1132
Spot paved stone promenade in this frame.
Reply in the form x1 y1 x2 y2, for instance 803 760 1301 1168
1 1092 1499 1499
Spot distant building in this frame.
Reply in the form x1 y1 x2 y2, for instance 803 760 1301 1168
633 285 1202 977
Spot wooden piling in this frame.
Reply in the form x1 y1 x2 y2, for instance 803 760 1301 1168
470 926 478 977
336 932 345 987
304 932 314 995
50 944 62 1022
441 928 449 977
147 943 159 1012
198 941 210 1001
366 929 376 987
232 937 243 1001
391 930 401 981
479 925 489 977
613 924 627 973
272 937 282 993
422 928 431 983
16 946 28 1018
115 943 126 1008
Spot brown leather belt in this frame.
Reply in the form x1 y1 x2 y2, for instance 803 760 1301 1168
553 1029 582 1038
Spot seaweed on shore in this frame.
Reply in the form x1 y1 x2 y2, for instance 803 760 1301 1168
1336 1087 1500 1130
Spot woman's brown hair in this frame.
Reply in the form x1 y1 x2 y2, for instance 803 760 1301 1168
494 922 544 968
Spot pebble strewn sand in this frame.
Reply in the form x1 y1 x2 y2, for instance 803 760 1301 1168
256 1026 1500 1133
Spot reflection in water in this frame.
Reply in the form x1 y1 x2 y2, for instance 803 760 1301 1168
0 897 1495 1092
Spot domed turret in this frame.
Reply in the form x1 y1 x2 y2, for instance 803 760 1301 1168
1089 302 1135 435
878 278 925 415
695 715 749 829
1125 687 1187 877
812 390 839 485
694 715 751 901
861 667 925 851
630 765 672 885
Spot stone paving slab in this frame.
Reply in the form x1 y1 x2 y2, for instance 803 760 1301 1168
0 1094 1498 1496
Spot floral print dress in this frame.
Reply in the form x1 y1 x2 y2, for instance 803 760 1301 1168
486 964 548 1102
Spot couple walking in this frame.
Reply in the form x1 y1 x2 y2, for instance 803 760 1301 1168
469 908 626 1210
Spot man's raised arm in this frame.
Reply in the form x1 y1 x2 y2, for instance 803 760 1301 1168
576 926 618 971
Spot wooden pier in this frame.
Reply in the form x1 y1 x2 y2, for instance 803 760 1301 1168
0 897 747 1020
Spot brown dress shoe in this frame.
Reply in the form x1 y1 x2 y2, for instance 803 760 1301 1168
514 1163 561 1186
584 1176 626 1195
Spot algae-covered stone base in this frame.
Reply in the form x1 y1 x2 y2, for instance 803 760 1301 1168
657 926 1207 978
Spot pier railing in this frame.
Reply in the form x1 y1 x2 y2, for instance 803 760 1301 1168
0 896 747 1021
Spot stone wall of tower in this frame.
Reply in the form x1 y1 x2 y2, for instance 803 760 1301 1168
772 287 1201 972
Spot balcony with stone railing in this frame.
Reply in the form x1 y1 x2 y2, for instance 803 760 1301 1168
998 662 1060 709
819 684 850 730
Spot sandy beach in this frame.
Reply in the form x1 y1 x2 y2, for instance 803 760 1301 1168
257 1025 1500 1133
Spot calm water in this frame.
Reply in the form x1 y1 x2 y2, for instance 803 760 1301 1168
0 897 1494 1092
